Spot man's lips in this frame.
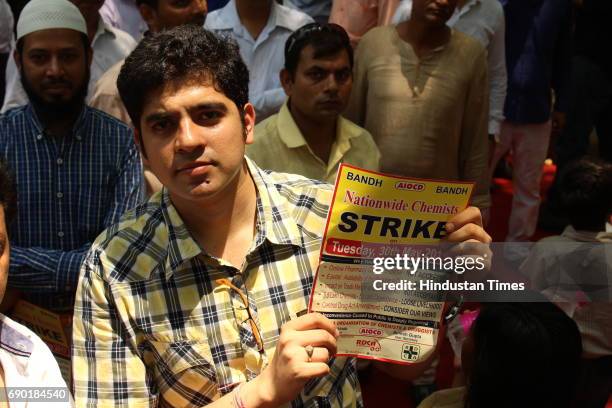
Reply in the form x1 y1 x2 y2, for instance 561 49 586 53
177 162 213 176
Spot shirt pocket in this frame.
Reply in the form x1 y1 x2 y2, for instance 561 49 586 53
147 339 221 407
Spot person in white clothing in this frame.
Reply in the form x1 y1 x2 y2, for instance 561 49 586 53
0 162 72 407
100 0 148 41
205 0 313 120
2 0 136 113
392 0 506 139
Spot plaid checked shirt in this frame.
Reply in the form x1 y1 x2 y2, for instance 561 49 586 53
72 159 362 408
0 105 144 311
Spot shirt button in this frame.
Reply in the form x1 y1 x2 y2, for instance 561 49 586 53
57 158 64 165
36 134 43 140
58 231 65 238
56 192 63 198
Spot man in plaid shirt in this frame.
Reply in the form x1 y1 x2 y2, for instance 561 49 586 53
72 25 491 407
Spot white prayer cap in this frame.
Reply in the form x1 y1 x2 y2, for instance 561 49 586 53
16 0 87 41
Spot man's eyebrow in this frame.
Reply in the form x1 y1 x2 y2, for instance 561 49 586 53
190 102 229 112
144 111 174 124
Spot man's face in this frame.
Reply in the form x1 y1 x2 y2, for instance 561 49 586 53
16 29 90 115
141 0 207 32
412 0 457 26
0 207 9 304
138 81 255 203
282 45 352 122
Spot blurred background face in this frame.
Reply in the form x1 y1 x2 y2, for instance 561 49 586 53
411 0 457 27
0 207 9 304
283 45 352 122
17 29 90 117
140 0 207 32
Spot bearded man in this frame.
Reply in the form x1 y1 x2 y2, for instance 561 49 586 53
0 0 143 313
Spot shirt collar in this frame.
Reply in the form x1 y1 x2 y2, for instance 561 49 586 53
161 158 304 278
92 15 116 46
276 100 361 168
25 104 88 141
561 225 612 243
0 316 33 376
276 101 308 148
213 0 289 32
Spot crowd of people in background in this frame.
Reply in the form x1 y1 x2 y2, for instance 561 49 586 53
0 0 610 407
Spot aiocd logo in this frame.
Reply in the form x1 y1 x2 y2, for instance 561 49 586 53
360 328 382 336
356 339 381 352
395 181 425 191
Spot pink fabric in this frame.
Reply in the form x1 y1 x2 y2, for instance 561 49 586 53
490 121 552 241
329 0 400 46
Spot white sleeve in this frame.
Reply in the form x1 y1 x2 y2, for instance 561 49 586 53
391 0 412 24
2 55 29 113
486 8 507 136
0 0 13 54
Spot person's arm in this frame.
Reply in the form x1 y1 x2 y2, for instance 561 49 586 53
459 48 490 210
0 52 7 107
250 88 286 121
343 39 369 127
8 141 143 294
1 55 28 113
102 137 144 227
377 0 401 26
8 244 92 293
487 8 507 136
72 249 158 407
391 0 412 24
551 3 572 132
74 248 340 408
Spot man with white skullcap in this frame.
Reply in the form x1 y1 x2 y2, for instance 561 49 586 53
0 0 144 313
1 0 136 112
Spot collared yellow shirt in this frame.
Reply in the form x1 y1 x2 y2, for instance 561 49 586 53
72 159 361 407
247 101 380 183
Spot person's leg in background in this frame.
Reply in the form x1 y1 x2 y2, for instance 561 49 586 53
506 121 551 242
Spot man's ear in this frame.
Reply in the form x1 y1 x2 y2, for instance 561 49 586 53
280 69 293 98
138 4 158 32
243 103 256 145
133 127 150 164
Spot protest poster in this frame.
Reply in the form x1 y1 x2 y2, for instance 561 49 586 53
309 164 474 364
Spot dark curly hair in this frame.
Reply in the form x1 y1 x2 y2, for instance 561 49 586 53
117 25 249 134
0 161 17 223
559 157 612 231
465 301 582 408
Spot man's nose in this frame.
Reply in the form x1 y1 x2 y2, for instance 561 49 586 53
45 56 64 77
175 117 204 152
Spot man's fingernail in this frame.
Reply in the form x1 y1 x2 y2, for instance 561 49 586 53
446 222 455 233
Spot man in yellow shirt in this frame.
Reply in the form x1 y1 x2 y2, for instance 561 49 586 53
247 23 380 183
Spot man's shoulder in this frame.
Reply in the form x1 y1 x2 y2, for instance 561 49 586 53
85 105 132 133
204 6 232 30
103 24 138 52
451 29 486 57
258 167 334 220
358 26 397 56
87 196 167 282
275 3 315 30
93 60 124 94
252 113 280 143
